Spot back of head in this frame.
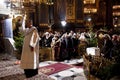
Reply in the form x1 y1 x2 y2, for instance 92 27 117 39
104 34 111 40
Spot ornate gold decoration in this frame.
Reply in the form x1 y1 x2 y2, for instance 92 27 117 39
66 0 75 20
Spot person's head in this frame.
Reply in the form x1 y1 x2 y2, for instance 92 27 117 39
54 35 59 41
45 32 50 37
70 30 74 35
26 19 33 28
112 34 118 41
104 34 111 40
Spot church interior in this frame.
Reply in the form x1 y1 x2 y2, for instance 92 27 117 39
0 0 120 80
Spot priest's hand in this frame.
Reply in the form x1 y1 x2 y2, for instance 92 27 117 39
30 46 34 51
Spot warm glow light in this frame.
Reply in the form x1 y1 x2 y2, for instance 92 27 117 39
113 5 120 16
84 0 95 4
10 0 17 3
84 8 97 13
98 33 104 39
113 12 120 16
114 25 117 27
22 0 36 3
113 5 120 9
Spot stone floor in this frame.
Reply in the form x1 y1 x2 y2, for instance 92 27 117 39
0 53 54 80
0 53 119 80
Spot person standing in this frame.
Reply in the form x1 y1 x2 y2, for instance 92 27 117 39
51 35 60 61
20 15 40 78
101 34 113 59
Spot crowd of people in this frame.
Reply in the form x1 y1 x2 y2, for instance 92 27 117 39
13 15 120 78
101 34 120 62
40 31 86 61
39 30 120 62
39 30 93 61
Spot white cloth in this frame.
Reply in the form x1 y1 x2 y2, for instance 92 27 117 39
20 27 39 69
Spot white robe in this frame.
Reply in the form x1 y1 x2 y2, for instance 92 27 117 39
20 27 39 69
